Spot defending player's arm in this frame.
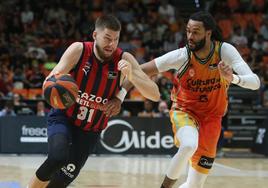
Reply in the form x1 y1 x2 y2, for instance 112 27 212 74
219 43 260 90
121 48 188 95
119 52 160 102
46 42 83 78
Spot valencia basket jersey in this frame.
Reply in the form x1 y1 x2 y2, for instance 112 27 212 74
171 41 229 119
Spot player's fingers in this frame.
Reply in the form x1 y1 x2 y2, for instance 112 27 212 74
219 63 229 71
223 66 232 72
104 107 112 117
105 102 113 112
218 61 225 67
110 107 120 117
118 64 128 71
222 66 229 72
118 63 126 71
103 101 112 113
118 60 127 68
107 106 118 117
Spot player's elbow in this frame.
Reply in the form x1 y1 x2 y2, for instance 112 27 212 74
251 82 260 90
251 74 261 90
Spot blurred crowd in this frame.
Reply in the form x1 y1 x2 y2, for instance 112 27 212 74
0 0 267 117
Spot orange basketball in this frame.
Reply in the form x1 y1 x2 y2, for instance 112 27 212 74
43 74 78 109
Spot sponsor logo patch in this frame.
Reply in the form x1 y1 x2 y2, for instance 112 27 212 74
208 63 218 70
108 71 118 79
198 156 214 169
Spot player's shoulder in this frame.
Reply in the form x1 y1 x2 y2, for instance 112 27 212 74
164 47 188 57
70 41 84 48
220 42 236 51
67 42 84 53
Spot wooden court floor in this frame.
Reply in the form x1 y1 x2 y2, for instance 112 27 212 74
0 154 268 188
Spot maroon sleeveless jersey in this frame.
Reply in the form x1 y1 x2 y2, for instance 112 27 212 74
66 42 122 131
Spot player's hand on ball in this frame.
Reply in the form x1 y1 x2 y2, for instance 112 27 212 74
118 59 133 81
103 98 121 117
218 61 233 83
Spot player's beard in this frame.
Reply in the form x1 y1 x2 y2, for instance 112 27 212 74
95 43 113 61
187 36 206 52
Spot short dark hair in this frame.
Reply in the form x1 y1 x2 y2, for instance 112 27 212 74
189 11 223 41
95 15 121 31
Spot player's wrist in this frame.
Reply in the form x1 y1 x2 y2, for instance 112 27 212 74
115 87 127 103
231 74 241 85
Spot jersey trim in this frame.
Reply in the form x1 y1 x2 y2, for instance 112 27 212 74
218 42 223 61
193 42 215 65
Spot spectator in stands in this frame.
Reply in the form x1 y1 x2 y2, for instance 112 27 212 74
0 72 8 98
116 3 134 24
138 99 158 117
0 100 16 117
0 65 13 98
163 32 178 52
231 26 248 47
252 35 266 52
13 67 26 89
263 89 268 107
25 39 48 61
244 20 257 47
36 101 48 116
145 32 162 57
248 49 262 73
158 0 176 24
13 93 27 107
46 4 66 23
157 76 172 104
20 4 34 25
12 93 35 115
155 100 169 117
119 107 131 117
259 17 268 40
119 34 135 53
126 17 144 39
25 65 46 88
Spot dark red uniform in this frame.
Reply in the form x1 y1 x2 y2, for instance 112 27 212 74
39 42 123 187
66 42 122 131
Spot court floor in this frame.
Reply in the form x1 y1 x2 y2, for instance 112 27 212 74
0 154 268 188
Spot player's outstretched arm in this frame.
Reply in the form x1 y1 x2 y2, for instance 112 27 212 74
119 52 160 102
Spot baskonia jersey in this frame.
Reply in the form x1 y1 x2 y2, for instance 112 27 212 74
66 42 122 131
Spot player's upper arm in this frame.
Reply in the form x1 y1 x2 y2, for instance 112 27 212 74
221 43 246 69
221 42 255 75
154 47 188 73
49 42 83 76
221 42 260 90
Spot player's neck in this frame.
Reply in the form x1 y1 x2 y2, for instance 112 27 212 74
194 41 213 60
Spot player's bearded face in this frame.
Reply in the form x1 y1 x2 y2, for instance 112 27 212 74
186 19 208 52
94 28 120 61
95 43 111 60
187 36 206 52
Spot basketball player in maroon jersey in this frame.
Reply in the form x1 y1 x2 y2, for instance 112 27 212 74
28 15 160 188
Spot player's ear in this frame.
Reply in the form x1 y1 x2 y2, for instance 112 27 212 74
92 31 97 40
207 30 212 38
